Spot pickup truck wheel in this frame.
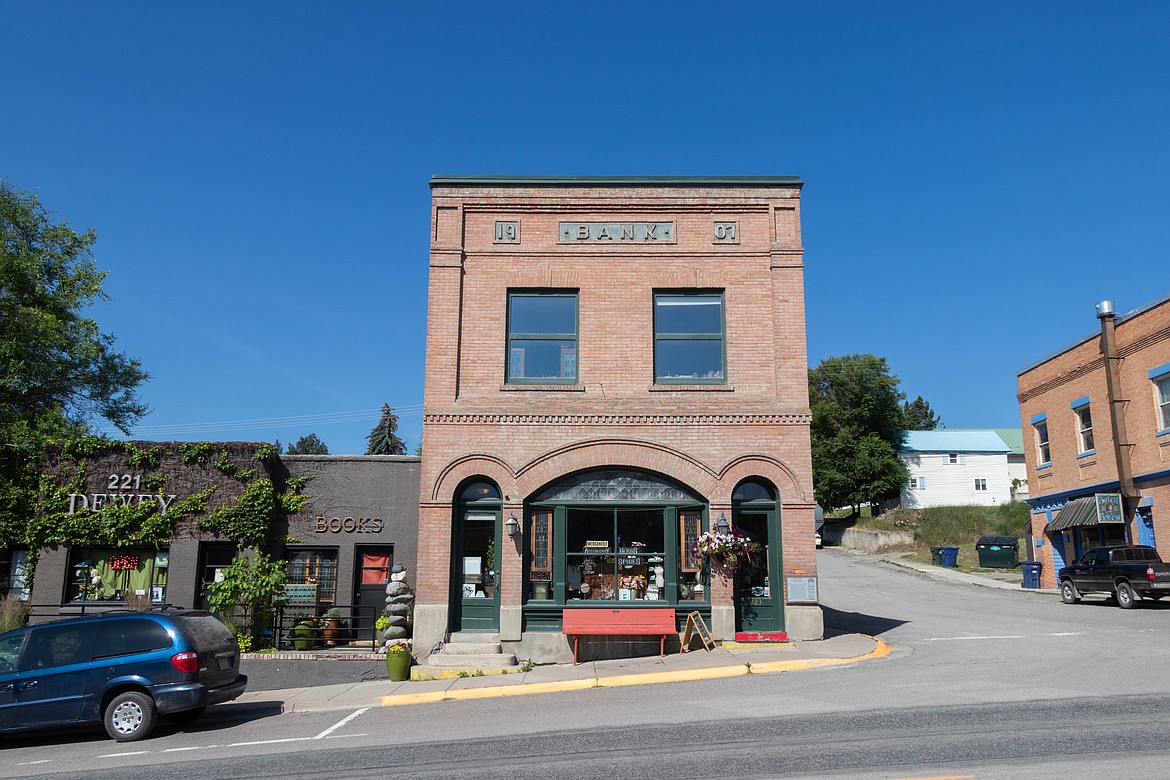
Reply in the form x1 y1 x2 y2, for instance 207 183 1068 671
1116 582 1139 609
1060 580 1080 604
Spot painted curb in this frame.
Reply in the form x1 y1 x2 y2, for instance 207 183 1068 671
379 636 891 707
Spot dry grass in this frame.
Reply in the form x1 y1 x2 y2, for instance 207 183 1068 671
0 595 30 634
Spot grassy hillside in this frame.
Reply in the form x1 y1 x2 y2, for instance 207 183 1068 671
835 502 1032 570
857 503 1029 547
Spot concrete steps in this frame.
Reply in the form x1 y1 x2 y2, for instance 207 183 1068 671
412 632 522 680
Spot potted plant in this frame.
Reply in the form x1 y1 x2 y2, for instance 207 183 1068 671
692 528 756 575
292 616 318 651
321 607 343 646
385 641 411 681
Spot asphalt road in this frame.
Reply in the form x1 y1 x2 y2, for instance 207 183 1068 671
7 550 1170 779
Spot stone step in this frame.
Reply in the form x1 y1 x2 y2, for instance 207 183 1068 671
440 642 503 655
424 653 518 669
448 632 500 644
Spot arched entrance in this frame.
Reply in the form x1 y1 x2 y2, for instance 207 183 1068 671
450 479 501 632
732 478 784 635
522 469 709 630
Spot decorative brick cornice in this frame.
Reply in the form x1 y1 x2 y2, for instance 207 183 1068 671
423 413 811 425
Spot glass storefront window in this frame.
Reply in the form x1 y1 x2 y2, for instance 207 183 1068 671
566 508 666 601
66 548 169 603
287 549 338 608
0 549 29 601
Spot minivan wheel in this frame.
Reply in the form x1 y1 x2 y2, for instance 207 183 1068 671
164 706 207 726
104 691 157 742
1060 580 1080 604
1116 582 1139 610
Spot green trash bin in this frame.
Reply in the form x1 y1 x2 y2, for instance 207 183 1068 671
976 536 1019 568
930 546 943 566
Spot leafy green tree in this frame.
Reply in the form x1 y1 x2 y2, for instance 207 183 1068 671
902 395 942 430
365 404 406 455
809 354 909 514
1 181 148 530
1 181 148 432
205 553 288 651
286 433 329 455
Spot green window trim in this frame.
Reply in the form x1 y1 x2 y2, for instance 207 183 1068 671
653 291 726 385
506 291 579 385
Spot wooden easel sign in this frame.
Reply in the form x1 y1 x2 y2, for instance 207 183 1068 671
681 611 714 653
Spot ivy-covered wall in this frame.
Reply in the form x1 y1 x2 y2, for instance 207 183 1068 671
19 441 421 616
27 439 307 611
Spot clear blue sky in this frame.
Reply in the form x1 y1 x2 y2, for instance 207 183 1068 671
4 2 1168 454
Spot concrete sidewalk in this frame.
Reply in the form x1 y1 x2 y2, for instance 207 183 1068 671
224 553 1053 714
225 631 887 713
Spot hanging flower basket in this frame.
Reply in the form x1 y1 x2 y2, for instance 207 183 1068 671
692 528 756 575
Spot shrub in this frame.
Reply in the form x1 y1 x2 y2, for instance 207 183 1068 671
0 596 30 634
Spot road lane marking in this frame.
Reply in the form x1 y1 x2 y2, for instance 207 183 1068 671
16 761 52 766
314 707 370 740
163 746 205 752
923 631 1085 641
98 748 150 757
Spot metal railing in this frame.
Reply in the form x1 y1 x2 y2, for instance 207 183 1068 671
270 603 382 651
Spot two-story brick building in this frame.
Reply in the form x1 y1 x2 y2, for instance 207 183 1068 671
1017 294 1170 588
415 176 819 663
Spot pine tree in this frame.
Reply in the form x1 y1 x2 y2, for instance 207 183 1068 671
366 404 407 455
286 434 329 455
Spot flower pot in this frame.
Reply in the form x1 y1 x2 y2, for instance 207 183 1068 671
322 618 342 646
292 621 317 651
386 650 411 682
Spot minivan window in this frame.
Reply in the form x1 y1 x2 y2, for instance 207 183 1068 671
23 625 91 670
93 618 173 659
0 633 24 671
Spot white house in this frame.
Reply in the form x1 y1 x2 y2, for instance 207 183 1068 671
899 430 1020 508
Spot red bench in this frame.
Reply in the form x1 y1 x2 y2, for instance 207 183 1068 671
562 607 677 665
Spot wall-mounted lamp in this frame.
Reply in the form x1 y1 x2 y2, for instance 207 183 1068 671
715 512 730 534
505 513 519 538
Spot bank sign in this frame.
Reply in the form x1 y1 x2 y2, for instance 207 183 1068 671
559 222 675 242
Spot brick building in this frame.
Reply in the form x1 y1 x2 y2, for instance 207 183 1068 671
1017 294 1170 588
415 176 819 664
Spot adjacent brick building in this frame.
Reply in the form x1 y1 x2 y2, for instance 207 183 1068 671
1018 294 1170 588
415 176 819 663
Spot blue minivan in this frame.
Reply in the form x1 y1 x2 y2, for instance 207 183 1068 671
0 609 247 741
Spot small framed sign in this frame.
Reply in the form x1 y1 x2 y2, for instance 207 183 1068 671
1096 493 1124 524
786 576 818 604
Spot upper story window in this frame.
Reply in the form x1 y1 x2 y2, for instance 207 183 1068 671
1152 365 1170 432
507 292 578 384
653 292 725 384
1072 397 1094 453
946 453 965 465
1034 418 1051 465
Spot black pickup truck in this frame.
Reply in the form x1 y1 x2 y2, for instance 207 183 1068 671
1057 545 1170 609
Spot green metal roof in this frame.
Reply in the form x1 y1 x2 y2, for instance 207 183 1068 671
1047 496 1100 532
429 175 803 188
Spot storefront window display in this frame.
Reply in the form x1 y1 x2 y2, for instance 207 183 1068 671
66 548 169 603
0 549 30 601
287 548 338 608
528 470 709 606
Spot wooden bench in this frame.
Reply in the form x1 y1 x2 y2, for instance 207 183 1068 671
562 607 677 665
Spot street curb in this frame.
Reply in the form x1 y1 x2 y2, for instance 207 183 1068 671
378 636 891 708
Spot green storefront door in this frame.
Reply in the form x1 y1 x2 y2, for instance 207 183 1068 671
733 498 784 635
452 507 501 632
